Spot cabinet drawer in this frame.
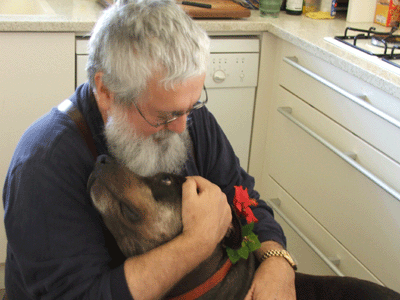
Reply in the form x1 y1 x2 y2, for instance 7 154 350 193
271 87 400 194
262 176 381 283
278 44 400 166
267 88 400 292
275 214 336 276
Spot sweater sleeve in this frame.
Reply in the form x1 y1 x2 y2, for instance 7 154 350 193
188 107 287 248
3 111 133 300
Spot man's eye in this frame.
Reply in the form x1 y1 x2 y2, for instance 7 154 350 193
157 115 171 122
173 111 185 118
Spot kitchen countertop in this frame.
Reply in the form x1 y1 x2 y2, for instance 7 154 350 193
1 0 400 98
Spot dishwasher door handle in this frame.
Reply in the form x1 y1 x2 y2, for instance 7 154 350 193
278 106 400 203
266 198 344 276
283 56 400 130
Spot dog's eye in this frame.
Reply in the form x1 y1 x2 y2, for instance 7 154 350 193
161 175 172 186
120 202 140 222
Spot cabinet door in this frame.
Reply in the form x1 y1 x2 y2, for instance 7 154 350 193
267 86 400 292
275 214 336 276
279 49 400 166
205 87 255 170
0 32 75 263
262 175 382 283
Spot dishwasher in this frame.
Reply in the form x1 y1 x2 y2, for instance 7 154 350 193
76 36 260 171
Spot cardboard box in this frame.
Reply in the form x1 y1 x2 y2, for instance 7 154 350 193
374 0 400 27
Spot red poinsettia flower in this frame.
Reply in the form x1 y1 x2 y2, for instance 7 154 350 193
233 186 258 224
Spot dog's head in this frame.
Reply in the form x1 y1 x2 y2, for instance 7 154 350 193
88 155 242 257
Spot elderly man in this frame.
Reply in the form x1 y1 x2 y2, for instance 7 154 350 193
3 0 295 299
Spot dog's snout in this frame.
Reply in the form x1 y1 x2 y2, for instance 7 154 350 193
87 155 115 194
161 174 172 186
98 154 112 165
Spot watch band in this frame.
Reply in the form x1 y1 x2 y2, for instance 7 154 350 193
261 249 297 270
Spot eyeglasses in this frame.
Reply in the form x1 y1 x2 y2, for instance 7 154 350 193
133 85 208 128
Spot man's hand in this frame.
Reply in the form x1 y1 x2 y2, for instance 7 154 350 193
244 241 296 300
181 176 232 252
125 176 232 300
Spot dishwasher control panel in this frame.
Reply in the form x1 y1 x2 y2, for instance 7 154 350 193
205 37 260 89
206 53 259 88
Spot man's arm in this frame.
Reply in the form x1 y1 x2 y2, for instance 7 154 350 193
243 241 296 300
189 107 287 247
189 107 295 299
124 176 233 300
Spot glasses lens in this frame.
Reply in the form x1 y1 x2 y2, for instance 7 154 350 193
138 86 208 128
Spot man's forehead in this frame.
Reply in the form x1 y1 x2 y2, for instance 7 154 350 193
141 75 205 111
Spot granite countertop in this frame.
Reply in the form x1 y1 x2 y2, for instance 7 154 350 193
1 0 400 98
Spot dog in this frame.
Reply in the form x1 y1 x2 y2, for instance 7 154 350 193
88 155 400 300
88 154 256 299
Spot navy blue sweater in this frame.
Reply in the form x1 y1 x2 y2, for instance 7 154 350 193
3 83 285 299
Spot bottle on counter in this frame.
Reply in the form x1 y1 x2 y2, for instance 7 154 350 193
303 0 321 13
320 0 336 16
286 0 303 15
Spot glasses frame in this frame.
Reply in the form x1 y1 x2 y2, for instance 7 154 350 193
133 85 208 128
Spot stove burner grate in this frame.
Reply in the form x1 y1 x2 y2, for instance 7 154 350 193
334 27 400 61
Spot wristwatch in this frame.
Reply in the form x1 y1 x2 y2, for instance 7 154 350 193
261 249 297 270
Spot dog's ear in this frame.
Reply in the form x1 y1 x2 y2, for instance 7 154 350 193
222 206 242 250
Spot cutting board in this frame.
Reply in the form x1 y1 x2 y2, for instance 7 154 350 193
179 0 251 19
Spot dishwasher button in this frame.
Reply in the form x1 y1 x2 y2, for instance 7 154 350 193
213 70 226 83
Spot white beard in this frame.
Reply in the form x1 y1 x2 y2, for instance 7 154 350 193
104 106 190 177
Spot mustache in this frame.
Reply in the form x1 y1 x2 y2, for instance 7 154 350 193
104 109 190 177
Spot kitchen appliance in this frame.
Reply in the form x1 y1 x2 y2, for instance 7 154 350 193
75 36 260 170
325 26 400 75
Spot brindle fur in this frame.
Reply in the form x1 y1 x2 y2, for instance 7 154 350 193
88 155 255 299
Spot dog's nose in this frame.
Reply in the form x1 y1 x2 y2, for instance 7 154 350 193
97 154 112 165
87 155 114 193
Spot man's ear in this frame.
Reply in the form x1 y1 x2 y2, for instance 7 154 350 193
94 72 114 118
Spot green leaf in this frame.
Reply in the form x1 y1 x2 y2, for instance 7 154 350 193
226 247 241 264
246 233 261 252
226 222 261 263
237 245 249 259
242 222 255 236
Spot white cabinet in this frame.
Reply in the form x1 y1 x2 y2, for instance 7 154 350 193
264 176 380 281
251 33 400 293
0 32 75 264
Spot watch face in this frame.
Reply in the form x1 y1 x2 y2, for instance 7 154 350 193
283 252 297 270
285 254 293 263
262 250 297 270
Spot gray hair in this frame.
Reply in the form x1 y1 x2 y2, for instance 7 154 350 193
87 0 210 105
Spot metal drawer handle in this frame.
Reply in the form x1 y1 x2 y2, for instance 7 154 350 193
271 199 341 267
267 198 344 276
278 107 400 203
283 56 400 130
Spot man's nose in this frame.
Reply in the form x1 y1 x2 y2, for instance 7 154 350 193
166 114 187 134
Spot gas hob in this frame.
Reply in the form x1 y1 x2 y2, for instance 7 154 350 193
325 27 400 75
